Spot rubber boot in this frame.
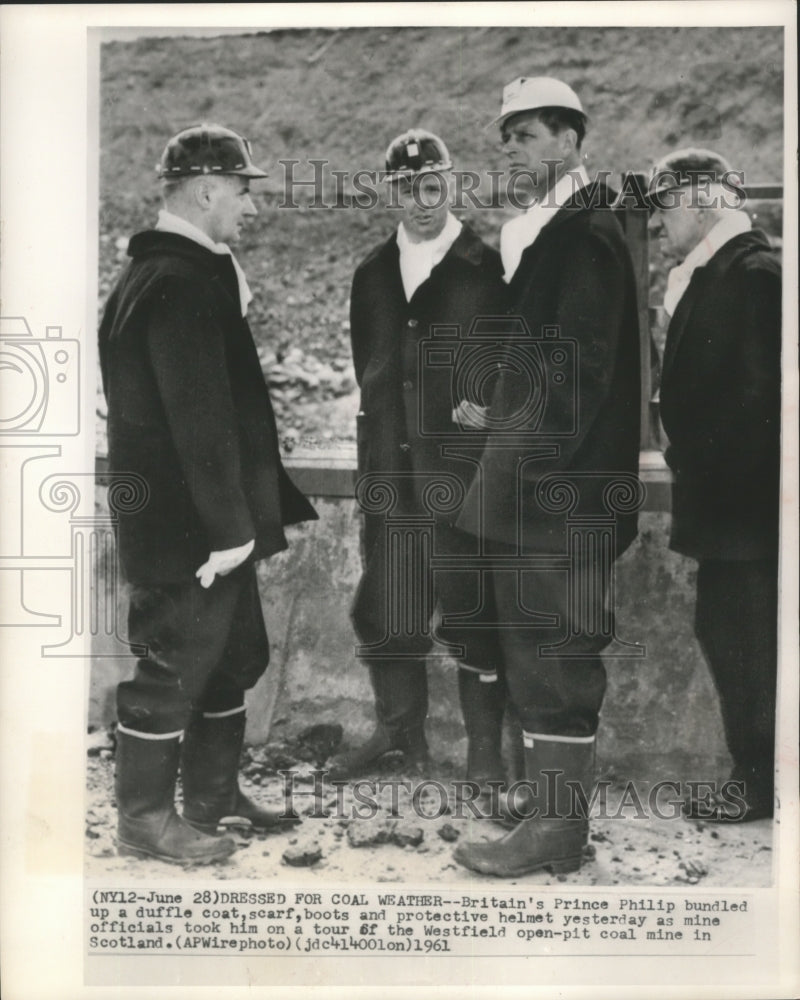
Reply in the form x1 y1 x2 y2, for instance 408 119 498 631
115 728 236 864
181 709 300 835
453 733 594 877
327 661 429 780
458 669 506 786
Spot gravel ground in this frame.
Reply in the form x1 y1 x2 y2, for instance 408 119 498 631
86 728 773 888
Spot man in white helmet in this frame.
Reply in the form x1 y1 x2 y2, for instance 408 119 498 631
452 78 642 876
330 129 510 790
99 124 317 864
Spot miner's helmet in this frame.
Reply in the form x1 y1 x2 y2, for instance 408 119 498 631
645 147 742 211
384 129 452 182
489 76 586 130
156 123 269 179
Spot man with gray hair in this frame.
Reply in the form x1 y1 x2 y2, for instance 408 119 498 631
99 124 317 864
648 148 781 822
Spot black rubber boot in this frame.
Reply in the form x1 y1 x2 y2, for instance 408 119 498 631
181 710 300 834
115 729 236 864
327 661 429 780
683 764 774 822
457 669 507 805
454 734 595 877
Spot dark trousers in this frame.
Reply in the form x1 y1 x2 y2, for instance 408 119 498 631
695 557 778 797
449 565 608 738
118 563 269 735
351 519 503 732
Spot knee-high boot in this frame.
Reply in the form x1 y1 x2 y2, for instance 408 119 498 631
454 733 594 877
115 727 236 863
181 708 300 834
457 668 506 788
327 661 429 780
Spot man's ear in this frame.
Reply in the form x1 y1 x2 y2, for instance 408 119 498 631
192 177 213 210
559 128 578 159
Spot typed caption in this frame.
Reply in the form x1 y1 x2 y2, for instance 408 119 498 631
87 886 753 957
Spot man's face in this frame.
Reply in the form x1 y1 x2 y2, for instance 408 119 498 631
499 111 571 195
203 175 257 244
393 171 452 242
649 187 709 261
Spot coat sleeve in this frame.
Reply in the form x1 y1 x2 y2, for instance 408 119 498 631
719 257 782 474
145 275 256 552
349 266 369 388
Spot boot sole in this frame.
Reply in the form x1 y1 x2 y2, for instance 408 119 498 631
455 851 583 877
117 838 236 865
183 816 301 836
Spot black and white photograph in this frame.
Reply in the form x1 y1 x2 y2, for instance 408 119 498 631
0 3 798 998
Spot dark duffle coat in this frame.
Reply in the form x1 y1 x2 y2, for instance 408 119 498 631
350 222 506 529
659 229 781 561
457 182 642 556
349 222 505 649
99 230 317 586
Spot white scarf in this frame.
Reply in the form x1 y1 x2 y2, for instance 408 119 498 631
396 212 462 301
663 210 752 317
156 209 253 317
500 166 590 283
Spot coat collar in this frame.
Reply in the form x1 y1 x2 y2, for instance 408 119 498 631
127 230 244 313
505 181 617 296
662 228 773 380
127 229 239 273
367 220 490 271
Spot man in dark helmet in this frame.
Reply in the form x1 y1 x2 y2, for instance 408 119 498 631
648 148 781 823
99 124 317 864
328 128 509 789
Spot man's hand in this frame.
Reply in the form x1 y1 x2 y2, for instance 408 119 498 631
452 400 491 430
196 539 255 589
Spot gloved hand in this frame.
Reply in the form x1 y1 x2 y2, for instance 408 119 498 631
196 539 255 589
452 400 491 430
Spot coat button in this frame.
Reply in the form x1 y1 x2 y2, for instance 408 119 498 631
400 442 411 452
403 379 414 390
407 318 419 328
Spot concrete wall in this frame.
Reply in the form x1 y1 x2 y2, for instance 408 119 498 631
89 495 731 780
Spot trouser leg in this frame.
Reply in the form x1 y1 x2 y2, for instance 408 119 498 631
491 567 608 737
694 558 778 815
118 564 267 735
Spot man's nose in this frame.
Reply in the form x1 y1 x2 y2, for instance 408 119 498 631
244 195 257 217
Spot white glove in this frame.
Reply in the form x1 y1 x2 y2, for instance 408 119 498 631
195 539 255 589
452 400 491 430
